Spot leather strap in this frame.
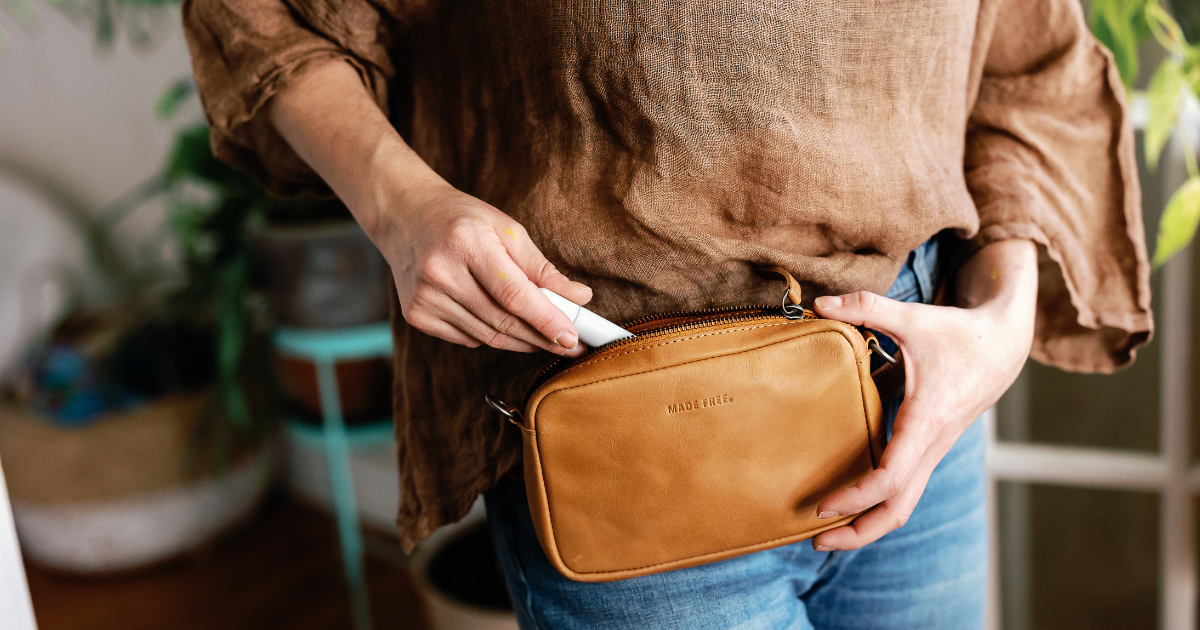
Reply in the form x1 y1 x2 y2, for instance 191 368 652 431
759 265 802 305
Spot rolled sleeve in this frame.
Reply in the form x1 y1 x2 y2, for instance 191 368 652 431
181 0 398 195
966 0 1153 373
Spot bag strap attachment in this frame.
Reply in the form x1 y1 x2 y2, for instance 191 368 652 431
760 265 803 306
759 265 808 319
486 394 531 432
760 266 902 395
862 331 897 365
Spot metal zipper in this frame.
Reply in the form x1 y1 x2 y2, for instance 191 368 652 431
521 303 818 404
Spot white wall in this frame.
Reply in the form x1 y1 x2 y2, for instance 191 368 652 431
0 4 195 211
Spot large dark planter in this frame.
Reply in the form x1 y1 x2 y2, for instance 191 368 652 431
252 221 390 329
410 517 518 630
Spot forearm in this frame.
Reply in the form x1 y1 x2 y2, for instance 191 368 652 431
267 60 440 234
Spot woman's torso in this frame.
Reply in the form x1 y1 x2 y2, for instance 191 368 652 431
398 0 982 320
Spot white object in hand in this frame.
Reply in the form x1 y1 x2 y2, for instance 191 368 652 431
540 288 635 347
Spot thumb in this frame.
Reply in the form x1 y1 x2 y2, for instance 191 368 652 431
814 291 908 337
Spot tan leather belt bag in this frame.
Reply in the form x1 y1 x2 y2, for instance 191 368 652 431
487 269 891 583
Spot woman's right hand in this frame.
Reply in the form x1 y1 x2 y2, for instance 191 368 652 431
269 60 591 357
368 176 592 357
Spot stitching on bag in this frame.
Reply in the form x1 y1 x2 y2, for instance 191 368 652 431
532 324 878 577
560 515 859 576
856 356 881 469
549 328 837 394
547 321 795 383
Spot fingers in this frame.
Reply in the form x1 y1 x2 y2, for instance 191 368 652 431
813 290 918 339
811 393 963 550
408 270 584 357
815 400 934 516
496 222 593 306
811 448 940 551
466 239 584 354
406 316 481 349
814 436 925 520
430 293 543 353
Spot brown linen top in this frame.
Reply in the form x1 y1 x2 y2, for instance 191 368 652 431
182 0 1153 549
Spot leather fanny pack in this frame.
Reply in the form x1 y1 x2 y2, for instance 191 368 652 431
486 268 896 583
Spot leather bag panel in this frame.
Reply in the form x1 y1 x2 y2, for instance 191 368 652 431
522 320 882 582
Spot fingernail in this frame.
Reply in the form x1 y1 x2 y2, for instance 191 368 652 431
815 296 842 311
818 511 839 519
554 332 578 350
814 545 833 552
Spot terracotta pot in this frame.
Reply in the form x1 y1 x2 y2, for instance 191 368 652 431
0 394 270 573
275 355 393 424
251 221 390 329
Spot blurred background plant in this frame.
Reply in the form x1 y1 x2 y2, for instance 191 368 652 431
23 111 355 465
1088 0 1200 267
0 0 176 53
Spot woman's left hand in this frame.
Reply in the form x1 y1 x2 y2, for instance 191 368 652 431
810 238 1038 551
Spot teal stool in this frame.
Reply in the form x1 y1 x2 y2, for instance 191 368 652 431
274 323 394 630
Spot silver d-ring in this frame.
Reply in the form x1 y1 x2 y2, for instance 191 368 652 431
485 394 525 429
485 394 517 419
867 337 898 364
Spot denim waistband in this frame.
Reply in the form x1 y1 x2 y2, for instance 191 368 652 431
870 235 943 372
885 235 943 306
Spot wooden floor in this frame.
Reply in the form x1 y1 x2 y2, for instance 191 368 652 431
24 495 430 630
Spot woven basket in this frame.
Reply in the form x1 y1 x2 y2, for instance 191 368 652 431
0 394 270 573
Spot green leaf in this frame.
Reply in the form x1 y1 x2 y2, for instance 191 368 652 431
155 77 194 119
1107 21 1141 88
1145 58 1185 170
215 255 250 429
1152 175 1200 268
94 0 114 48
1090 0 1149 87
1146 1 1189 58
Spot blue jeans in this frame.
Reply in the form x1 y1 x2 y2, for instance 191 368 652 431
484 236 986 629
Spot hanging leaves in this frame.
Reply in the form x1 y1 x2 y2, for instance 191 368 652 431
1144 59 1185 169
1090 0 1152 87
155 77 194 119
1091 1 1200 268
0 0 39 53
1152 175 1200 268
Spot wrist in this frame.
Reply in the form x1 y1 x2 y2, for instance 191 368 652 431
358 138 447 239
955 239 1038 313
